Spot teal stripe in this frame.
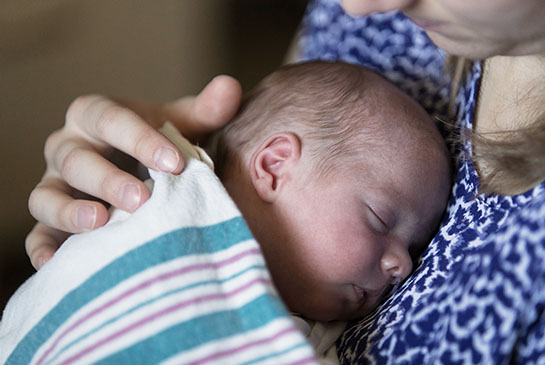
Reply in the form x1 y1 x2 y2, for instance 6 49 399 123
243 342 311 365
6 216 254 365
95 294 293 365
49 264 267 363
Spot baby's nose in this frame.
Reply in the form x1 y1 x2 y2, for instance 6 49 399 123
380 241 413 281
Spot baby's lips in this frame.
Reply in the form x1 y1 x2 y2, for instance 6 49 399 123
352 284 366 305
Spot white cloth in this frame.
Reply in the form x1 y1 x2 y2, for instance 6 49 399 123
292 317 345 365
0 122 316 365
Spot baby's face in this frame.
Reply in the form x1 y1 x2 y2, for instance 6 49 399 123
265 123 451 321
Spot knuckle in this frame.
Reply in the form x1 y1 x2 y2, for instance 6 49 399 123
66 94 105 120
59 147 84 180
133 128 156 157
95 104 129 137
66 95 94 127
44 129 63 162
27 188 42 218
25 232 38 259
97 169 123 202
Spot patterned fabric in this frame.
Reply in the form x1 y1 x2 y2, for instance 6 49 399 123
0 124 317 365
299 1 545 364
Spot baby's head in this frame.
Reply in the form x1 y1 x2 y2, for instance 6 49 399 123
217 61 451 321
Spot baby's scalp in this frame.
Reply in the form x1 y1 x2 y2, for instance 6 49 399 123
215 61 452 321
216 61 448 183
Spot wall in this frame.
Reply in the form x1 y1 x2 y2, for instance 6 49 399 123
0 0 307 309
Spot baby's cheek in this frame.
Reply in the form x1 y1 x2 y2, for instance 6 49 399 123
294 292 347 322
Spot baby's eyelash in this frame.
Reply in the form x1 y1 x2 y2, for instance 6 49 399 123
367 207 389 234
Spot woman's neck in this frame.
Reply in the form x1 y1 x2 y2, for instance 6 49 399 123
474 54 545 133
473 55 545 194
475 53 545 135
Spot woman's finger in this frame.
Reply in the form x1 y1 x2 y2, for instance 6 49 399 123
24 80 241 270
28 176 110 233
67 95 184 174
50 139 152 213
25 223 71 270
165 75 243 142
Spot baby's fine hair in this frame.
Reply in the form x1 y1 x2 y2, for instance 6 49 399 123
215 61 413 180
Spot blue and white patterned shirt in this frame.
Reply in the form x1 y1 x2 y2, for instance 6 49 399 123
300 1 545 363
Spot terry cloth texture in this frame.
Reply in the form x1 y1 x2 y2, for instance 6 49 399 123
0 122 316 365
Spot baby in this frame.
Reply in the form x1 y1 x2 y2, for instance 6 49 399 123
215 60 451 321
0 61 450 363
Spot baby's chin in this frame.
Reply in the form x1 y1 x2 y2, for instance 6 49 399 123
295 308 370 322
289 304 344 322
331 306 375 322
290 287 394 322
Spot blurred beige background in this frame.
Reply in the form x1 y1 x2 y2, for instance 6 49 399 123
0 0 307 309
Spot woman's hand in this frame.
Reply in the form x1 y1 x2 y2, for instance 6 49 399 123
26 75 242 270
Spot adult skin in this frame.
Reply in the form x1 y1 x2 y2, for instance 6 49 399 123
341 0 545 134
26 76 242 270
25 0 545 269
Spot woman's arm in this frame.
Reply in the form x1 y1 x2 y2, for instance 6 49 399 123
25 75 242 270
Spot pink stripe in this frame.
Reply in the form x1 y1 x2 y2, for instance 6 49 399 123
59 277 271 364
291 356 319 365
37 247 262 364
189 326 302 365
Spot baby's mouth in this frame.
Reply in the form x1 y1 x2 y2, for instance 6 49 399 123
353 282 397 309
353 284 387 309
353 284 366 306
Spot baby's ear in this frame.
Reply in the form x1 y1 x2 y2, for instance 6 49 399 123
250 132 301 203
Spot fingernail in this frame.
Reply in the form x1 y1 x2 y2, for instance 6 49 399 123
37 256 48 270
119 183 141 212
153 147 180 173
75 204 97 231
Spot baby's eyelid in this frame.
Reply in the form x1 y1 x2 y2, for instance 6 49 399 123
368 207 389 234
